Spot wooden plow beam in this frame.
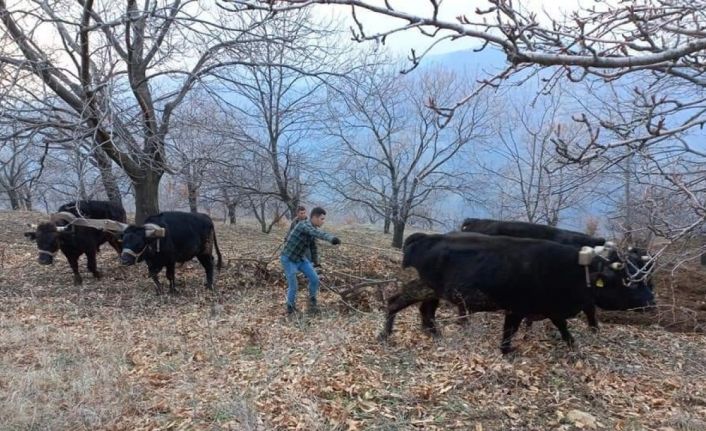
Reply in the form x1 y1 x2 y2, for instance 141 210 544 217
49 211 129 233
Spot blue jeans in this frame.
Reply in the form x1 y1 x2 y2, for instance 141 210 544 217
280 255 319 308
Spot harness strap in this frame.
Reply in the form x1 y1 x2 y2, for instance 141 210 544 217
121 247 146 259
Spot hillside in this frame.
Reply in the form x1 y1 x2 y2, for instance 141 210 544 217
1 210 706 430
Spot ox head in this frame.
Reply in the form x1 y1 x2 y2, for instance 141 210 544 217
24 222 69 265
402 232 433 268
586 244 656 311
120 223 166 266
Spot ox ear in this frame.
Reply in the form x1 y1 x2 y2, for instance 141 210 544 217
24 231 37 240
403 232 427 250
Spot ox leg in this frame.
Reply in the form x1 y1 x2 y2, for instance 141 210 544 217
148 266 164 295
108 237 122 256
583 305 599 333
86 249 102 280
197 254 215 291
379 293 424 341
166 262 177 295
522 318 534 341
500 313 524 355
150 273 163 295
419 298 441 337
456 302 471 326
67 254 83 286
549 317 575 349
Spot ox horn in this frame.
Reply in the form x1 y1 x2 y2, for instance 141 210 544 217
50 211 77 224
144 223 166 238
56 225 68 232
27 223 38 229
578 246 596 266
604 241 617 248
610 262 625 271
641 255 651 262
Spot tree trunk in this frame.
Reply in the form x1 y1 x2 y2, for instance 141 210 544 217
547 213 559 227
383 202 391 234
23 196 32 211
391 220 406 249
133 172 161 224
227 202 236 224
258 203 268 233
21 187 32 210
187 181 198 213
624 152 634 243
78 176 88 200
7 189 20 210
287 197 299 219
94 149 123 209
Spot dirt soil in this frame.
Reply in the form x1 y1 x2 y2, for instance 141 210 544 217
1 210 705 430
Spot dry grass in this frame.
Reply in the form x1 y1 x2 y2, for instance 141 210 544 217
1 210 706 430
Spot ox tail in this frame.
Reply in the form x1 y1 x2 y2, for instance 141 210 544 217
213 228 223 270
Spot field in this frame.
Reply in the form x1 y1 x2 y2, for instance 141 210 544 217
1 210 706 430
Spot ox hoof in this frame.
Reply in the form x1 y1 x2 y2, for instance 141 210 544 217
423 328 442 339
500 346 516 355
73 278 83 286
92 271 103 280
377 332 390 343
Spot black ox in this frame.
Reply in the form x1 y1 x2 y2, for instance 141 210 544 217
24 200 127 285
120 211 223 295
460 218 656 311
384 232 651 354
461 218 606 247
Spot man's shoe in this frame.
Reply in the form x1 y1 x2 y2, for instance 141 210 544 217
307 298 320 315
286 304 299 315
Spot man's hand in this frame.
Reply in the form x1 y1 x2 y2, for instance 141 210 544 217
331 237 341 245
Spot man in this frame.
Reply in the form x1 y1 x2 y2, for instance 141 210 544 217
280 206 341 315
286 205 308 238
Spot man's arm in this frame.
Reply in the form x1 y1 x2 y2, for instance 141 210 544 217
299 222 336 243
311 240 320 266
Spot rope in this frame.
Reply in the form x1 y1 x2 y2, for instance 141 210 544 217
326 268 397 283
339 241 403 255
320 280 375 315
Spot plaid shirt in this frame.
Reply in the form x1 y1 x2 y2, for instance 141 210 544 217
281 220 334 264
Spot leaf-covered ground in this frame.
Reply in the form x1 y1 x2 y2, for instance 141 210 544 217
1 210 705 430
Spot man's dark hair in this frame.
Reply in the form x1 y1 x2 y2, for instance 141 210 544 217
297 205 306 212
310 207 326 218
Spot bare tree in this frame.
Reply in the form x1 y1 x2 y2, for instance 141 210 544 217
0 0 294 222
0 136 39 210
206 8 346 219
323 63 489 248
168 92 227 213
477 90 595 226
230 0 706 254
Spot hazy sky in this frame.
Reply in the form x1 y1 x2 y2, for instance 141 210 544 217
313 0 586 55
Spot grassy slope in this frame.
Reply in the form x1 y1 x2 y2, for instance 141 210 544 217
1 211 705 430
